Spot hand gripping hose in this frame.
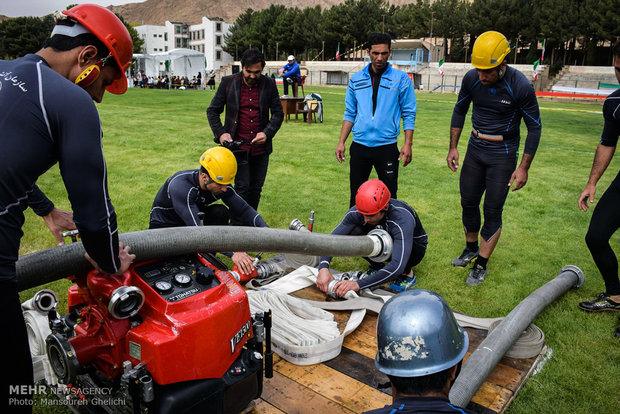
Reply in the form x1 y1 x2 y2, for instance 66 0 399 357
449 265 585 407
16 226 392 291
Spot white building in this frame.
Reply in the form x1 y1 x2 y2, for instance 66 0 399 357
136 24 168 54
135 17 234 72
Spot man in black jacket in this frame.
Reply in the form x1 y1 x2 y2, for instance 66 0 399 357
207 48 283 213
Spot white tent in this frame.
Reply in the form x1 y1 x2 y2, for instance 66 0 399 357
133 48 206 80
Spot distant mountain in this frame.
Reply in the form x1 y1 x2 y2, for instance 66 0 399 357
108 0 337 25
108 0 417 25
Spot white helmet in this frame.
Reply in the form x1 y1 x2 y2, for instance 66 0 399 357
287 55 295 61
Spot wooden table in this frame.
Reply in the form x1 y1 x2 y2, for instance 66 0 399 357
248 285 546 414
280 97 305 122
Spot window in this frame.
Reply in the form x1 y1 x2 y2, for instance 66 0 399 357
216 50 222 60
176 38 181 48
153 34 157 38
216 35 221 46
175 25 180 34
182 39 188 48
159 34 162 38
201 29 205 39
165 46 168 51
164 33 168 41
216 23 221 32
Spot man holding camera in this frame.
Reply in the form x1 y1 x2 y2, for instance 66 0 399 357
206 48 283 213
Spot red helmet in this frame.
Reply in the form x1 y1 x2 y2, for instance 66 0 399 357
355 179 391 215
63 4 133 94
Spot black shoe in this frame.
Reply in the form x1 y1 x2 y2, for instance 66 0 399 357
578 293 620 312
451 248 479 267
466 263 487 286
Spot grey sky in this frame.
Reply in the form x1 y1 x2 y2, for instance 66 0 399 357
0 1 146 18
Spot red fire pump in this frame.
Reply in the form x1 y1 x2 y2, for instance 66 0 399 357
44 252 271 413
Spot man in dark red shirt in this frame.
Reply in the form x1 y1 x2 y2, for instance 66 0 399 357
207 48 283 214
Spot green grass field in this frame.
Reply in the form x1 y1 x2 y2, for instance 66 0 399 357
20 86 619 414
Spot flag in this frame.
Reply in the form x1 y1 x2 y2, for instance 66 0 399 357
438 58 445 77
540 39 546 62
335 42 340 60
532 59 540 80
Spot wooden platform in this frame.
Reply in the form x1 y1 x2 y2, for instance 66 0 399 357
248 286 546 414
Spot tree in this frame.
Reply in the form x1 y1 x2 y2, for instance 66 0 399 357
115 13 144 54
388 2 432 40
0 16 54 59
223 8 256 58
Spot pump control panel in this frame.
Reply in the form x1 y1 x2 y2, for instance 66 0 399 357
133 255 221 302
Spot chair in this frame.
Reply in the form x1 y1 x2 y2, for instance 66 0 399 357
299 75 307 96
298 68 308 96
295 99 318 124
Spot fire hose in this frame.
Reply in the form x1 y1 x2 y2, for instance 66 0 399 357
449 265 585 407
16 226 393 291
246 265 551 364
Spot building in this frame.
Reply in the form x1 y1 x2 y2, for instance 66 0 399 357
135 17 234 71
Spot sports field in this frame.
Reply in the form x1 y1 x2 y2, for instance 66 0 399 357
20 86 619 413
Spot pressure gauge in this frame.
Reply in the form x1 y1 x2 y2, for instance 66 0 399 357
154 280 173 294
173 273 192 287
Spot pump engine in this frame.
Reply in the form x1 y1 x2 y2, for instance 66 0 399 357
26 252 269 413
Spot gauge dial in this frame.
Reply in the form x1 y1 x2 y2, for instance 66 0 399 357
154 280 173 293
173 273 192 287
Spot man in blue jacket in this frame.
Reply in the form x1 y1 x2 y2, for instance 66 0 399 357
281 55 301 96
336 32 416 207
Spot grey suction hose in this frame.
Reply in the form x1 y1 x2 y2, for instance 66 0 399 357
16 226 391 292
449 265 585 407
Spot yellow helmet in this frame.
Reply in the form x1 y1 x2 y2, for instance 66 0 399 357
199 147 237 185
471 31 511 70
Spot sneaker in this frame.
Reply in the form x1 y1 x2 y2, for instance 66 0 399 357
466 264 487 286
578 293 620 312
389 273 417 292
451 248 479 267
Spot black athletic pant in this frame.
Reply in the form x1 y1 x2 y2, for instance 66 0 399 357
585 171 620 295
349 141 399 207
1 282 33 413
460 145 516 241
233 152 269 222
365 244 426 275
282 77 298 96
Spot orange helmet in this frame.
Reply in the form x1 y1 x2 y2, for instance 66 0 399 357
63 4 133 94
355 179 391 215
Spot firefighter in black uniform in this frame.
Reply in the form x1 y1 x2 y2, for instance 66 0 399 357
0 5 135 411
577 39 620 336
149 147 268 275
363 290 474 414
447 31 542 286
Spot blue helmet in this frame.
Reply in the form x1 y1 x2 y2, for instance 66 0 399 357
375 290 469 377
